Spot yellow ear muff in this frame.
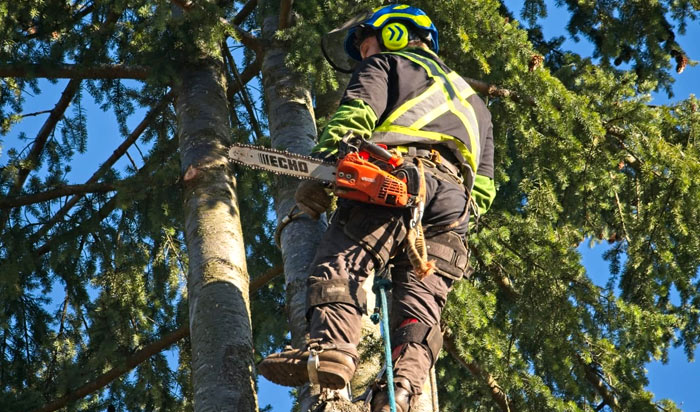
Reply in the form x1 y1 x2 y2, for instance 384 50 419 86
381 22 409 50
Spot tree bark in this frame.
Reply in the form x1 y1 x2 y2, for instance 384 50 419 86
176 59 257 412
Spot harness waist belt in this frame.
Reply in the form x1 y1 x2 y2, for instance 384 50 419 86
393 145 462 178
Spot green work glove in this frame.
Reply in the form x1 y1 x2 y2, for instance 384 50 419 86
295 180 332 220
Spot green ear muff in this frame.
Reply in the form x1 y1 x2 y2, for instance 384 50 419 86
381 22 409 50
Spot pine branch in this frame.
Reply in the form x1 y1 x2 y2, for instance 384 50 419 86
0 64 149 79
223 44 264 141
0 183 117 209
605 126 659 177
443 333 514 412
34 136 179 256
575 353 620 410
0 6 128 229
171 0 262 53
233 0 258 25
18 109 53 118
250 265 284 291
225 20 264 53
279 0 294 30
0 79 81 232
29 326 189 412
10 79 80 192
463 77 534 105
471 245 519 299
481 240 621 411
609 172 631 243
226 0 263 53
31 93 173 242
172 0 258 25
31 264 283 412
25 4 95 40
34 196 119 257
227 56 262 99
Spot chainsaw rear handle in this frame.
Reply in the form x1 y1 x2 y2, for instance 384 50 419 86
393 163 420 196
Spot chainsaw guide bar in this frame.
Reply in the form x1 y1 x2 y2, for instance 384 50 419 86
228 144 336 182
229 139 419 208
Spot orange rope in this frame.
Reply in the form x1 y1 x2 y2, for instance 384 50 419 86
405 158 435 280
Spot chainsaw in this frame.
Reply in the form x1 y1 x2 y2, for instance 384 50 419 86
228 134 421 207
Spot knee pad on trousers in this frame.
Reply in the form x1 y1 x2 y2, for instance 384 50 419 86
391 319 443 365
306 278 367 319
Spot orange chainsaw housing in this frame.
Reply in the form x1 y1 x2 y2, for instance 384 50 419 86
334 152 412 207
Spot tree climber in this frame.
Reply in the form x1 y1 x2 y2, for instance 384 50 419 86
258 4 496 411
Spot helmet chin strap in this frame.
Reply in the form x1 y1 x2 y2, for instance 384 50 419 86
375 30 387 53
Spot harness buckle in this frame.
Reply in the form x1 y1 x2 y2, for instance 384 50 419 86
429 148 442 164
307 348 321 386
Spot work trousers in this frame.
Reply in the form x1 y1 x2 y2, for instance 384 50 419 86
306 171 470 396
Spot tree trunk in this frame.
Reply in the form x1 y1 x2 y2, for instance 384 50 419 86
176 59 257 412
261 14 328 412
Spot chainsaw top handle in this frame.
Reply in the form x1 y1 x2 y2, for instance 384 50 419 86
340 133 403 168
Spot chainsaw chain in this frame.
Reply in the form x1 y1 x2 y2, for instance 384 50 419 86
228 143 334 181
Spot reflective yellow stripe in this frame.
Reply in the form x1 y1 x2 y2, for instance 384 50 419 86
381 82 442 125
410 101 449 130
374 125 478 172
376 124 453 140
428 63 480 163
391 51 480 172
398 52 480 164
448 72 476 99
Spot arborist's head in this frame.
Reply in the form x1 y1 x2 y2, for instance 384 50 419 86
343 4 439 60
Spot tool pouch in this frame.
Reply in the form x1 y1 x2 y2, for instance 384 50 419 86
425 231 471 280
342 205 408 268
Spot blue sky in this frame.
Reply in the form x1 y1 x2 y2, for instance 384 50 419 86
1 1 698 411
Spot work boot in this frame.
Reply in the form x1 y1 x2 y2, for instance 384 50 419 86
257 342 357 389
370 379 413 412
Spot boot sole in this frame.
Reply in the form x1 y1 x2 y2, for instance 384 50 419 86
258 356 352 389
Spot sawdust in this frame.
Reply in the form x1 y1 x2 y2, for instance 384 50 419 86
308 394 369 412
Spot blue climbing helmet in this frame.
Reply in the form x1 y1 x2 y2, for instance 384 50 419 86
343 4 440 61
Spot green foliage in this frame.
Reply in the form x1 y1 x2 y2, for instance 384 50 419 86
520 0 700 95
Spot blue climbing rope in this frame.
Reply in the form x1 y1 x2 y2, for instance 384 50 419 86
372 268 397 412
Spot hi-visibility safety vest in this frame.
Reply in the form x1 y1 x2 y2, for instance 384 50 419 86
371 51 482 189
